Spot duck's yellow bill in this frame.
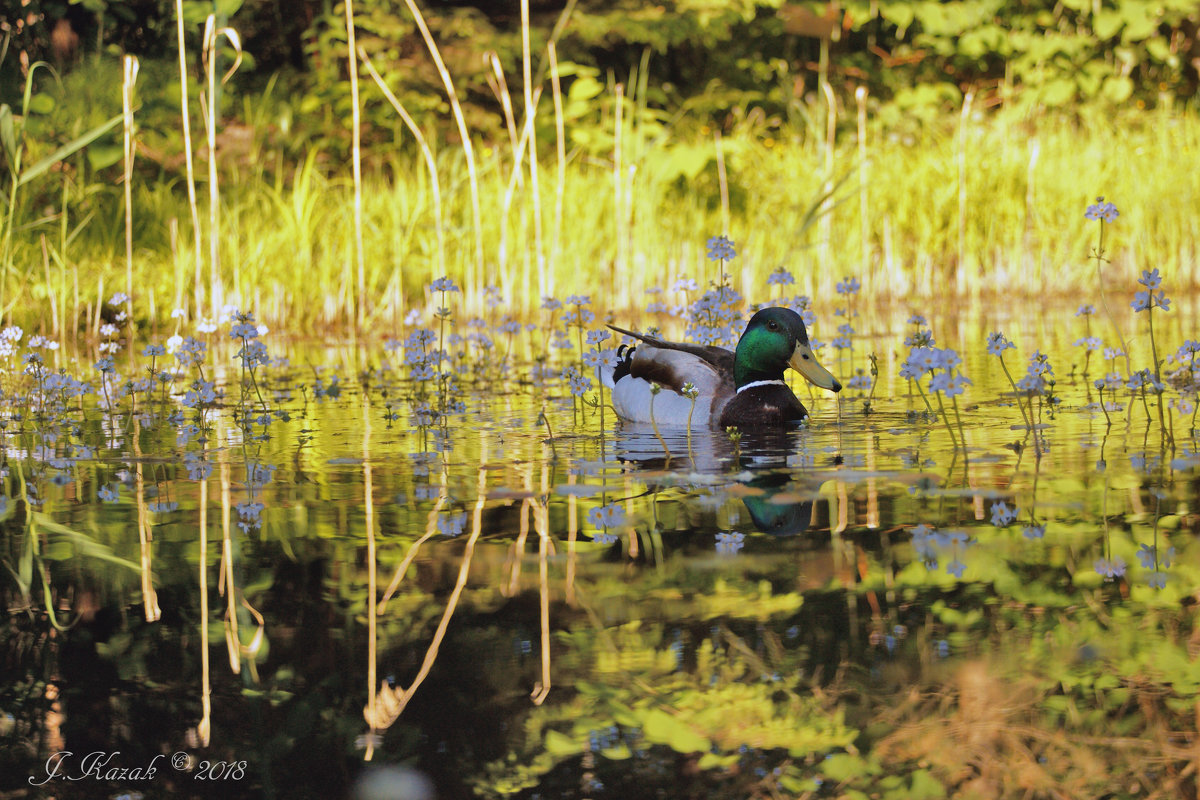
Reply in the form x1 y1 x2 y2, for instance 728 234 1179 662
789 343 842 392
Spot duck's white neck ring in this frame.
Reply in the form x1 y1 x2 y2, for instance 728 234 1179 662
736 379 787 394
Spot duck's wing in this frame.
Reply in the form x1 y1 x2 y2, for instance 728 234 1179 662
611 345 733 427
607 324 736 377
629 344 732 397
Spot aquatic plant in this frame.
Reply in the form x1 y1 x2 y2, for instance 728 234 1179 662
900 342 968 451
987 331 1041 453
1131 268 1169 379
686 236 742 346
1085 197 1132 376
430 276 460 414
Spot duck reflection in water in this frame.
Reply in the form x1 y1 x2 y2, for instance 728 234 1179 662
611 425 820 537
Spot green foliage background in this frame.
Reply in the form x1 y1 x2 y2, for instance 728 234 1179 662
2 0 1199 325
8 0 1200 148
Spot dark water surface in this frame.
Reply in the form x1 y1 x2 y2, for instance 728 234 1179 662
2 300 1198 799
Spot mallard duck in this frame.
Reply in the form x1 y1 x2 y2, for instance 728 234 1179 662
604 306 841 429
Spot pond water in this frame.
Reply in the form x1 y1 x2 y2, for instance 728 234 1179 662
1 295 1198 800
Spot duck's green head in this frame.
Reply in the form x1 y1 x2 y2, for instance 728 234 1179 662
734 307 842 392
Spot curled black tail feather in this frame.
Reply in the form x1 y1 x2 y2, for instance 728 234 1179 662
613 344 636 383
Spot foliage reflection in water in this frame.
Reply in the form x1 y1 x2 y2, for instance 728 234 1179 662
1 277 1199 799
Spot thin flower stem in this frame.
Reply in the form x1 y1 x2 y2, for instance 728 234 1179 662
950 394 969 457
1156 389 1173 449
574 309 585 424
1093 220 1133 376
997 355 1034 433
538 409 557 461
685 396 696 462
594 345 606 457
437 289 448 415
648 390 670 463
1147 304 1161 382
912 378 934 414
932 389 959 449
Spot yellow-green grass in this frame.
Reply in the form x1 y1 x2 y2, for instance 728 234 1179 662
8 103 1200 335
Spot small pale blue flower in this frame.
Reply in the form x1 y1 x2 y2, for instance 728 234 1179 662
429 277 461 293
990 501 1018 527
766 267 794 286
835 277 861 295
1094 556 1127 580
986 332 1016 356
706 235 737 261
1084 197 1119 222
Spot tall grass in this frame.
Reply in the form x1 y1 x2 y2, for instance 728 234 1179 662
6 86 1200 333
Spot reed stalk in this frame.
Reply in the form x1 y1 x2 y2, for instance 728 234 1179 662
488 53 521 297
197 444 211 747
344 0 366 328
715 129 730 241
613 83 625 295
400 0 483 308
548 42 565 300
956 90 974 293
358 46 444 281
175 0 204 319
531 489 551 705
363 394 378 758
365 441 488 731
121 55 138 330
200 17 242 315
820 80 836 284
856 86 869 280
520 0 544 317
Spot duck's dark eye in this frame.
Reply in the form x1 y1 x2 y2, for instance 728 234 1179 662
767 320 779 331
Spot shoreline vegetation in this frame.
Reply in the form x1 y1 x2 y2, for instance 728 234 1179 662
1 3 1198 334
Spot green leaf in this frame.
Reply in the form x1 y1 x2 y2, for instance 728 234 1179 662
29 512 143 573
1040 79 1077 106
908 769 947 799
822 752 874 782
1102 75 1133 103
697 752 737 769
0 104 16 167
1093 11 1123 40
1120 8 1158 41
86 144 124 172
18 113 123 186
642 708 710 754
42 541 74 560
17 531 34 597
601 743 632 760
28 93 55 115
880 3 915 34
544 729 579 757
